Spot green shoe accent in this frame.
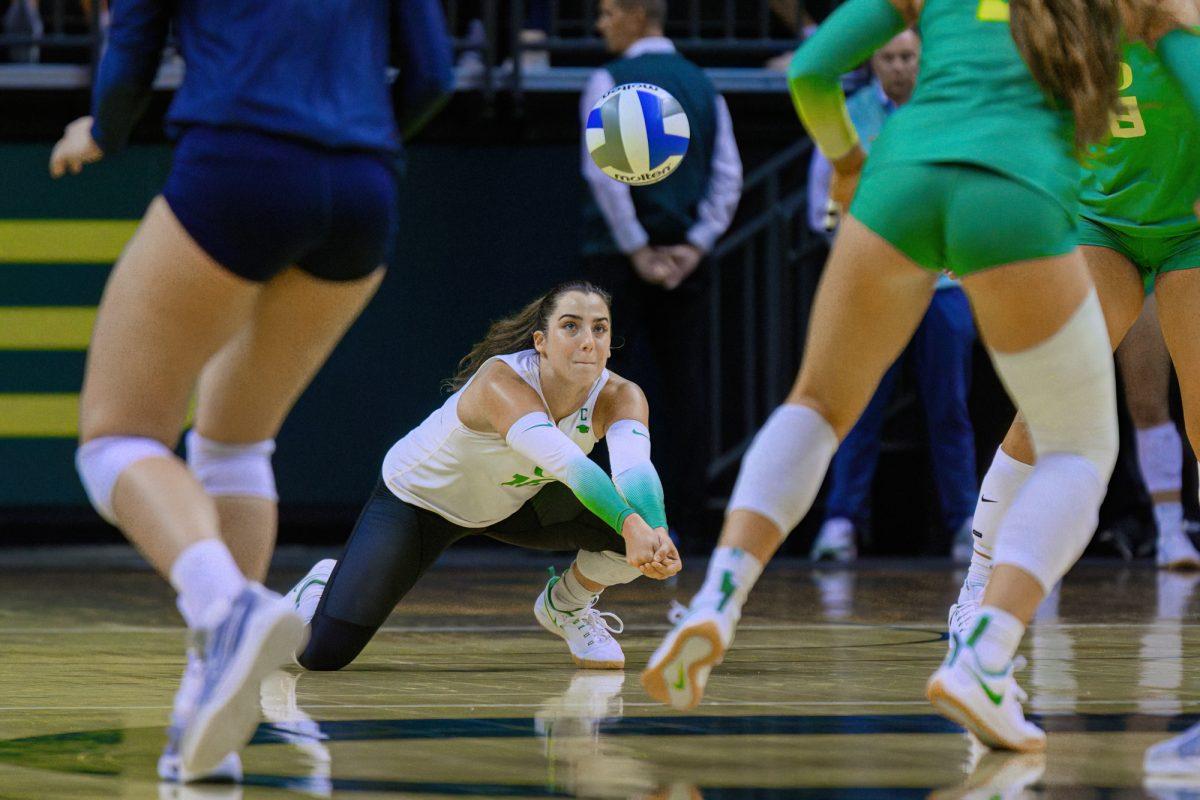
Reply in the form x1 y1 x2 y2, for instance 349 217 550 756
716 571 737 612
292 577 327 609
966 614 990 647
973 670 1005 706
672 662 687 690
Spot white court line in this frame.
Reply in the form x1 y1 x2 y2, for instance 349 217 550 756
0 622 1190 635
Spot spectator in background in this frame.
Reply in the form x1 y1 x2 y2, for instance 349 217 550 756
580 0 742 546
805 30 979 562
4 0 43 62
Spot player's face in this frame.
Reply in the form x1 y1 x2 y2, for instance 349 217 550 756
541 291 612 384
871 30 920 105
596 0 644 54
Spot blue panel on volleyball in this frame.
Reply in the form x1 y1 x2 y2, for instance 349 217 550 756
637 89 689 171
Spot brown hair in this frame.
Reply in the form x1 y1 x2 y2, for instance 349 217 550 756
444 281 613 392
1009 0 1122 152
615 0 667 26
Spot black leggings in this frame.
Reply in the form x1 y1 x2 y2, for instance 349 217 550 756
298 480 626 670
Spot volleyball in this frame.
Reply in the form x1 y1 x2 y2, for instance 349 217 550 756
586 83 690 186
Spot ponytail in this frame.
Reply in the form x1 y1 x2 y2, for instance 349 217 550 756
1010 0 1122 152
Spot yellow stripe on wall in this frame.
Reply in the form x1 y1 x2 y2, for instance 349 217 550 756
0 307 96 350
0 394 79 437
0 220 138 263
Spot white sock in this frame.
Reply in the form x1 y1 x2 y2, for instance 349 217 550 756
969 447 1035 587
550 567 596 613
170 539 247 629
1156 503 1186 541
1136 422 1183 495
1135 422 1184 536
993 452 1107 592
970 605 1025 672
693 546 764 616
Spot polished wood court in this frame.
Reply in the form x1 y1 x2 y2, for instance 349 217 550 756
0 549 1197 799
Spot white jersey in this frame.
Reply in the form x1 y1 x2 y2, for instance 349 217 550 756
381 350 609 527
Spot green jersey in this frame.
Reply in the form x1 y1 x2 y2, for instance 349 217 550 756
865 0 1079 212
1080 41 1200 238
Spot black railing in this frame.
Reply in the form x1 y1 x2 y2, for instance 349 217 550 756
0 0 501 95
509 0 801 105
702 138 826 503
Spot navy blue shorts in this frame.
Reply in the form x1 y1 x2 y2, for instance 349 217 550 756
162 126 398 283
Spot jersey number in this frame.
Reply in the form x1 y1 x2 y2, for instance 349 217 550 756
1110 62 1147 139
977 0 1010 22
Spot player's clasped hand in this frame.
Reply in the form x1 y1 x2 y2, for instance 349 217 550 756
49 116 104 179
622 513 682 579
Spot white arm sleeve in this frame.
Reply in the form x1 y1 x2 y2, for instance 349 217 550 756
605 418 668 530
581 68 650 254
506 411 636 532
505 411 588 478
605 418 652 476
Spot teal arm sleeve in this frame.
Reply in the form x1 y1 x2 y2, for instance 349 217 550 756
1159 28 1200 122
605 418 668 530
786 0 906 159
613 463 668 531
559 459 638 534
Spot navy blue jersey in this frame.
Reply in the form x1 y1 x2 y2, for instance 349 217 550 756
91 0 454 154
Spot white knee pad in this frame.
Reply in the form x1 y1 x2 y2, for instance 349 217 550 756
186 430 278 501
575 549 643 585
988 289 1118 483
728 404 838 537
76 436 174 524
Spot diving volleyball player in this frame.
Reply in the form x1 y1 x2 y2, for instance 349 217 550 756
287 282 680 672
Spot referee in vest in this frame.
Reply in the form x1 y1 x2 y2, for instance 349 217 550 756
580 0 742 546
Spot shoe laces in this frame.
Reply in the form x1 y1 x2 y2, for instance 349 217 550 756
1011 655 1029 704
570 596 624 643
667 599 689 625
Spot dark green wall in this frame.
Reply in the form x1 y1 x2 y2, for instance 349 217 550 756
0 141 583 508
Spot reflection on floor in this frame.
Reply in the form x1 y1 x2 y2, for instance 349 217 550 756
0 556 1198 798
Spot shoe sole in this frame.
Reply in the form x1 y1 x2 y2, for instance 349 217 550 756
926 674 1044 753
181 607 308 775
640 621 723 711
533 595 624 670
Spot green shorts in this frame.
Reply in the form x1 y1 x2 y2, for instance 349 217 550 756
1077 216 1200 294
850 162 1077 277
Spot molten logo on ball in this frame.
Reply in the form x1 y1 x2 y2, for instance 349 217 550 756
586 83 690 186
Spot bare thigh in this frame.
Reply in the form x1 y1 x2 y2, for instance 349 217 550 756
79 197 261 445
962 250 1094 354
195 266 386 442
1153 268 1200 454
1116 293 1171 427
789 215 938 437
999 245 1143 462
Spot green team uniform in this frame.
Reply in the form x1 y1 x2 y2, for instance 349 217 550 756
789 0 1078 275
1079 39 1200 293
